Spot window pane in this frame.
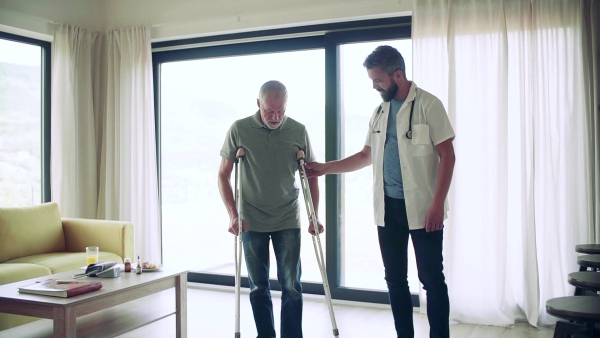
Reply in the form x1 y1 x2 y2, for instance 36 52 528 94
160 50 326 282
0 38 42 207
339 40 419 292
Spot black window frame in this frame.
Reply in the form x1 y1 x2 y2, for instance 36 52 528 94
0 31 52 203
152 16 416 306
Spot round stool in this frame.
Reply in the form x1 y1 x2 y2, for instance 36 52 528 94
578 255 600 272
569 271 600 296
577 244 600 254
547 296 600 338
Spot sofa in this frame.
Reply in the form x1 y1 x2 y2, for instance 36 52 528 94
0 202 134 331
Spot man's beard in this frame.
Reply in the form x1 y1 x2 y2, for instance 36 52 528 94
379 81 398 102
263 117 283 129
265 121 281 129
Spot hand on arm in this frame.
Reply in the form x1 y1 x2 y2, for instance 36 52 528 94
305 146 372 178
425 139 455 232
217 158 248 235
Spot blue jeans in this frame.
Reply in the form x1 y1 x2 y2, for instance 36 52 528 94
378 196 450 338
242 228 303 338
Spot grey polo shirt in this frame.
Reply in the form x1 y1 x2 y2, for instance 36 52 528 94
220 111 315 232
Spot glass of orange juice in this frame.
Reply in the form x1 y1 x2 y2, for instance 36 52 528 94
86 246 99 265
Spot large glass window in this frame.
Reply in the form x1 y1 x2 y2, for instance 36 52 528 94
160 50 326 282
0 36 46 207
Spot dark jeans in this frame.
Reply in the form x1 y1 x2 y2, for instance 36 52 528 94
378 196 450 338
242 228 303 338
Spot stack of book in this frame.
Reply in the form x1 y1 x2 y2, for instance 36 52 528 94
18 279 102 298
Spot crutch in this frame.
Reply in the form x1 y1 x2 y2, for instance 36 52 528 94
296 150 340 338
234 147 245 338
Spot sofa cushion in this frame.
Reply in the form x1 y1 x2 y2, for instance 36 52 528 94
0 263 51 285
4 252 123 274
0 203 65 263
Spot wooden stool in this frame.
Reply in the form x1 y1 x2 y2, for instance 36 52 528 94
569 271 600 296
547 296 600 338
577 245 600 255
578 255 600 272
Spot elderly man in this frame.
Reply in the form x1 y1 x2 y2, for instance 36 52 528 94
218 80 322 338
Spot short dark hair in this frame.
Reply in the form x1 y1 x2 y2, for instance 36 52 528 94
363 45 405 75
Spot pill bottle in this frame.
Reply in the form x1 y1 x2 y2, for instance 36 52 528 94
124 258 132 272
136 256 143 274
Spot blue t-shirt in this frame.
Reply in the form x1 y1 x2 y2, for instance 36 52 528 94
383 99 404 199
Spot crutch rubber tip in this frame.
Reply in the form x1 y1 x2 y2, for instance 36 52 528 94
236 147 245 159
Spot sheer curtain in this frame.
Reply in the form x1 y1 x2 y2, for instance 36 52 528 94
582 0 600 243
52 25 161 264
51 24 99 218
413 0 595 327
96 26 161 265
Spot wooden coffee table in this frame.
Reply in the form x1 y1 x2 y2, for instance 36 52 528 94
0 268 188 338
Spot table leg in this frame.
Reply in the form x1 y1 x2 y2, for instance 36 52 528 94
54 306 76 338
175 273 188 338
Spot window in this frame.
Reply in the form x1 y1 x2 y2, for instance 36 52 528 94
159 49 326 282
0 33 50 207
153 17 415 304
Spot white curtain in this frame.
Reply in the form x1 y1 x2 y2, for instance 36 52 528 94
582 0 600 243
413 0 594 327
52 25 161 264
51 24 99 218
96 26 161 265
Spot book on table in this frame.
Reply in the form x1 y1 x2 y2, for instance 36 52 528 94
18 279 103 298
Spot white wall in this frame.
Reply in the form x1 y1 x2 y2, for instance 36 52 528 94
0 0 106 40
0 0 412 41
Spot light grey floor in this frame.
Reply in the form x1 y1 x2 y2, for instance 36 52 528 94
117 283 556 338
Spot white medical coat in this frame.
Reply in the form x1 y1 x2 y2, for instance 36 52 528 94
365 82 455 229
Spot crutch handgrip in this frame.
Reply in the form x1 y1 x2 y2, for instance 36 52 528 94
236 147 245 159
297 150 307 173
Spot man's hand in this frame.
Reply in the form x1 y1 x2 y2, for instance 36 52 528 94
228 216 248 235
424 202 444 232
304 146 372 178
308 219 324 235
304 161 326 178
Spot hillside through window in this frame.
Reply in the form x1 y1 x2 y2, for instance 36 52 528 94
0 37 43 207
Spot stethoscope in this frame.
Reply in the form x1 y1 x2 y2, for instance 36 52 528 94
371 97 416 139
